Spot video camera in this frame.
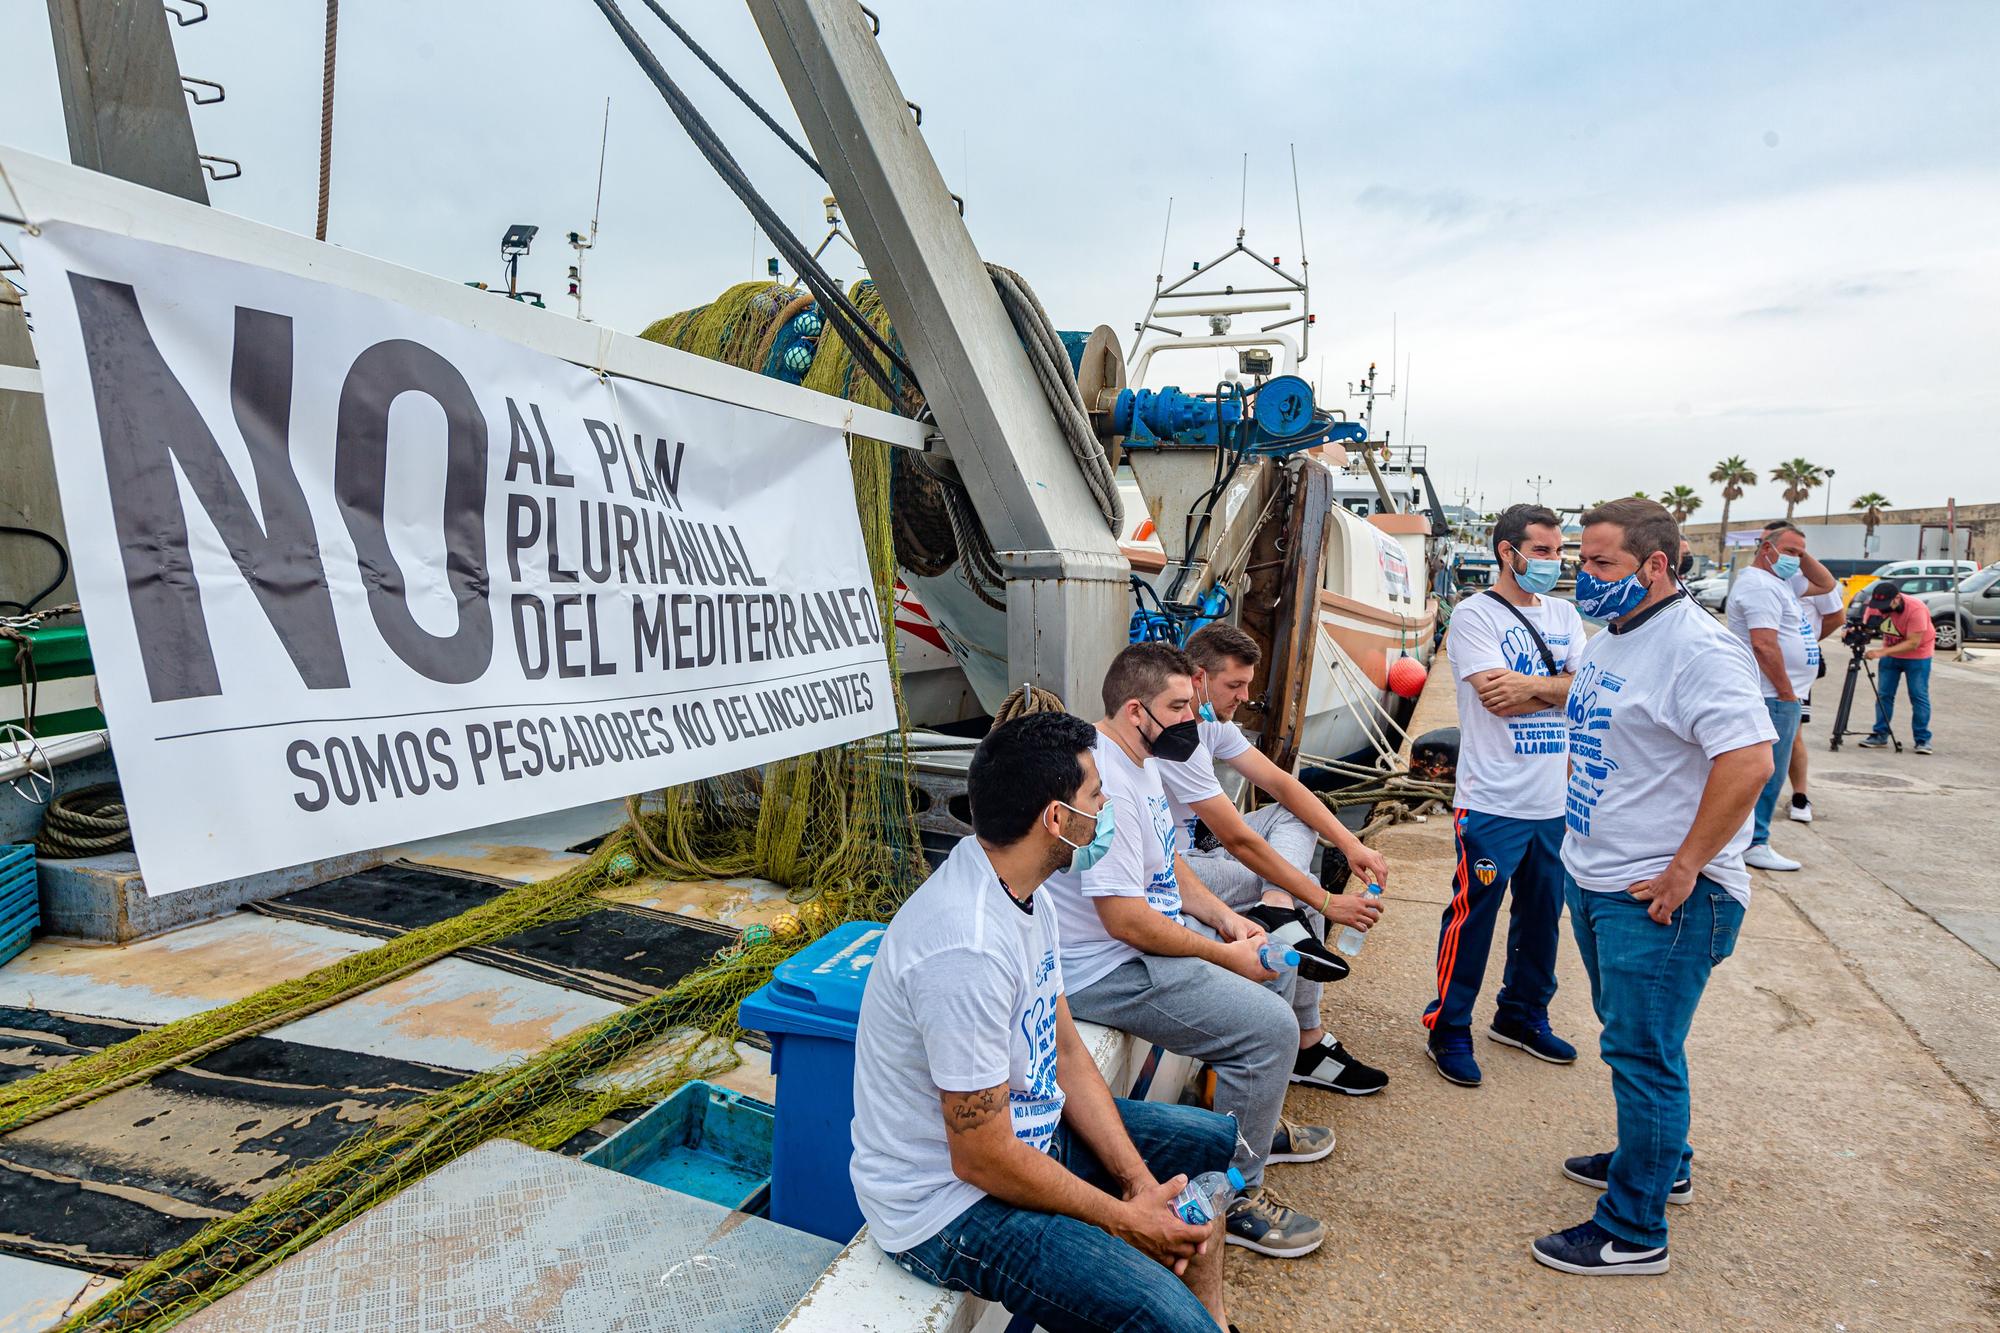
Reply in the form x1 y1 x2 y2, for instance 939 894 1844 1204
1840 609 1884 654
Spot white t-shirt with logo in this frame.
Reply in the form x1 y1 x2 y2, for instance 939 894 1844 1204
850 835 1067 1254
1563 596 1778 905
1044 730 1185 992
1156 719 1255 848
1727 566 1813 699
1448 592 1588 820
1789 573 1844 684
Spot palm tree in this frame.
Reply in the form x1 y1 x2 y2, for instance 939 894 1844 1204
1770 458 1825 521
1851 492 1891 555
1707 456 1756 563
1658 485 1703 523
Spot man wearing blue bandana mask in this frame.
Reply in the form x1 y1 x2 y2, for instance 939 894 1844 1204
1422 504 1586 1088
852 710 1243 1333
1724 521 1837 871
1533 498 1775 1279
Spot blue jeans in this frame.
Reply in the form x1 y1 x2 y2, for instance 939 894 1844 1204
1752 697 1802 846
1873 656 1932 746
1565 874 1745 1248
892 1099 1234 1333
1424 811 1566 1035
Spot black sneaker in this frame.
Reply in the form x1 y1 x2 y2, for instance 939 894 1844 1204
1530 1218 1668 1275
1245 903 1348 983
1292 1036 1389 1095
1562 1151 1692 1205
1318 845 1352 896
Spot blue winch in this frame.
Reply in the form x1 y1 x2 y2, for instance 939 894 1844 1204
1110 375 1367 455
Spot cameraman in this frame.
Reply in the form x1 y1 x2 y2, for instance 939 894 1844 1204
1859 581 1935 755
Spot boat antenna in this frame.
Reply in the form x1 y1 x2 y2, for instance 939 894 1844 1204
1237 153 1248 242
1155 195 1174 285
1401 354 1412 452
567 97 612 320
1289 142 1309 355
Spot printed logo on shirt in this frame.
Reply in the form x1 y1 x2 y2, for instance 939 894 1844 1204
1797 614 1822 670
1565 661 1626 838
1144 794 1184 920
1501 624 1574 681
1474 858 1498 886
1011 979 1065 1153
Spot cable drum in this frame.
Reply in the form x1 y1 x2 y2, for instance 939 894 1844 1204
35 782 134 859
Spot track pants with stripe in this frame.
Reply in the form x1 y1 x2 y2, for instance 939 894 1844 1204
1422 809 1565 1036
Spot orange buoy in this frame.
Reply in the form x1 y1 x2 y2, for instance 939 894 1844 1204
1387 655 1428 700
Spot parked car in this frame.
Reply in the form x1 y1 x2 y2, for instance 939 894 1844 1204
1843 573 1961 626
1870 559 1978 581
1686 571 1731 612
1919 565 2000 649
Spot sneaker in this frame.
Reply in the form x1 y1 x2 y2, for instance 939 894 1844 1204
1743 843 1801 872
1562 1152 1692 1205
1858 734 1889 749
1292 1036 1389 1095
1426 1031 1482 1087
1530 1218 1669 1276
1266 1117 1335 1164
1245 904 1348 983
1225 1185 1325 1258
1915 742 1933 755
1788 794 1813 823
1488 1015 1578 1064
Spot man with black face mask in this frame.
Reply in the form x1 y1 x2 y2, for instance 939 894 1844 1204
1046 642 1335 1261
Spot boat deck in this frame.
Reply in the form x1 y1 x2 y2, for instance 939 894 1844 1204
0 799 792 1327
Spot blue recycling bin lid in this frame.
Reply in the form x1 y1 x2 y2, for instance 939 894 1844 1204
738 920 886 1041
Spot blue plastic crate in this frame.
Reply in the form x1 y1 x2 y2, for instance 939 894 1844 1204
0 843 37 967
582 1080 774 1213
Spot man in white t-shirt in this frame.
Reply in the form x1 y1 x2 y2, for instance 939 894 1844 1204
1782 550 1850 824
1424 504 1587 1088
1046 642 1334 1261
850 711 1238 1332
1724 521 1837 871
1532 497 1776 1279
1157 622 1392 1098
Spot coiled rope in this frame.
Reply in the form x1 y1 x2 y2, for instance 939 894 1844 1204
987 264 1123 532
34 783 133 859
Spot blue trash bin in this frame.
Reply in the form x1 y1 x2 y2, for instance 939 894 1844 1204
737 920 885 1243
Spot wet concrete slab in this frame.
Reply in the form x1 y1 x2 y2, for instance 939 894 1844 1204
0 915 377 1025
599 875 798 929
0 1038 464 1273
178 1139 841 1333
266 958 620 1072
0 1251 104 1331
393 800 628 885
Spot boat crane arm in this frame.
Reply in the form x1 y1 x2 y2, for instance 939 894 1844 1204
747 0 1126 710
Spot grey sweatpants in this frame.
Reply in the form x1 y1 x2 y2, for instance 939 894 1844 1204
1070 925 1297 1188
1184 804 1326 1034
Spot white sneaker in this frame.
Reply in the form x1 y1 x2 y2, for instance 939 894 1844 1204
1744 843 1801 872
1788 798 1813 824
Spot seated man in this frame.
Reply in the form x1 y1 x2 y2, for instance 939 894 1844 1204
1160 622 1392 1096
850 711 1237 1333
1046 642 1334 1260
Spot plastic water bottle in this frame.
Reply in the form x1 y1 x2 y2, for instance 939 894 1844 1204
1169 1166 1245 1226
1335 882 1383 957
1257 944 1301 973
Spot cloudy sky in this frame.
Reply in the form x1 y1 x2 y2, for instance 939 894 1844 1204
4 1 1996 517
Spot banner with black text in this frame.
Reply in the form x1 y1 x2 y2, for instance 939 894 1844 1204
23 222 897 895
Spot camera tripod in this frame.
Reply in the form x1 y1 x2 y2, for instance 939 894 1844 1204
1828 644 1902 752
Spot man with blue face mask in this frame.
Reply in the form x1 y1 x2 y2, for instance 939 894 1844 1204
851 711 1242 1332
1534 498 1775 1277
1423 504 1587 1087
1724 521 1837 871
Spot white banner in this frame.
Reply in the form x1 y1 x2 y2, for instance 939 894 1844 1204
22 222 896 895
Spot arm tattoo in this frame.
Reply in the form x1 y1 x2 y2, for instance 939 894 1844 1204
941 1085 1007 1135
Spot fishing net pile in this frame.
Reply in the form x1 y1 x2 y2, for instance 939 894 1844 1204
37 279 931 1332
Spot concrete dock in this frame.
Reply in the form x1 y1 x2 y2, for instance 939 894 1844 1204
1227 647 2000 1330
